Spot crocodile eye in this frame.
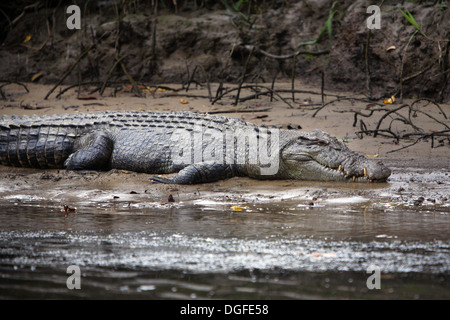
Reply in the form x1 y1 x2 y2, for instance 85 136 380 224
315 139 329 146
298 136 329 146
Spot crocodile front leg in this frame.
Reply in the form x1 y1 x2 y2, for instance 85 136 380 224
151 162 235 184
64 131 114 170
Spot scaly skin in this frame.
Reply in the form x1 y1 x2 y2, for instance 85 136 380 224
0 111 391 184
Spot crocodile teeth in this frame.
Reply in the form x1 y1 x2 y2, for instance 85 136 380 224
363 168 367 176
353 176 356 182
338 165 342 171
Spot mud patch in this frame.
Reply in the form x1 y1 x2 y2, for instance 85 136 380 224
0 164 449 214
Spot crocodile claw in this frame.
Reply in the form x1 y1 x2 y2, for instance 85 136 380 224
150 176 176 184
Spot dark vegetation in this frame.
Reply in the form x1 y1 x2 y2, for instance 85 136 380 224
1 1 449 100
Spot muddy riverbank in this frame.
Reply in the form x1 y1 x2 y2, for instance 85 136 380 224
1 81 449 228
0 82 449 299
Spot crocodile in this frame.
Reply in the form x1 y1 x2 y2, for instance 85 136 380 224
0 111 391 184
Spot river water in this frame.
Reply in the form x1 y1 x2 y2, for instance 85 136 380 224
0 168 449 299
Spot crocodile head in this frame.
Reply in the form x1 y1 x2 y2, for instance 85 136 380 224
279 130 391 182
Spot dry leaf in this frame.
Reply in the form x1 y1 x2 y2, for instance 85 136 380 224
386 45 396 51
31 72 43 82
143 86 155 93
23 35 32 43
179 99 189 104
231 206 248 211
383 95 395 104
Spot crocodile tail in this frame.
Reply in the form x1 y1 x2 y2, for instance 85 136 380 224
0 119 77 168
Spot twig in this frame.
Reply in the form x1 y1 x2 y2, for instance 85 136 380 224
100 54 129 95
215 80 224 100
198 64 212 101
373 104 413 137
353 99 449 152
401 60 437 83
0 8 12 32
56 81 113 99
117 54 143 97
11 1 42 26
45 45 94 99
270 69 279 102
256 47 330 60
235 47 254 106
409 99 449 128
212 84 294 109
185 65 198 92
312 97 380 117
386 137 423 154
356 129 400 140
353 109 380 127
20 38 48 51
0 81 30 93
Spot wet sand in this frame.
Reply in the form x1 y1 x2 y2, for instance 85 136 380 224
0 82 449 204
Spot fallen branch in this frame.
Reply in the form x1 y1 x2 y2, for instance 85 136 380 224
56 81 118 99
312 97 383 117
386 130 450 153
350 97 450 153
0 81 30 93
211 84 294 109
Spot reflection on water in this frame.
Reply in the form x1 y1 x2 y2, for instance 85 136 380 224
0 196 449 299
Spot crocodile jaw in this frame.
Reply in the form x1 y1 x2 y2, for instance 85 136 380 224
279 130 391 183
284 157 391 182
